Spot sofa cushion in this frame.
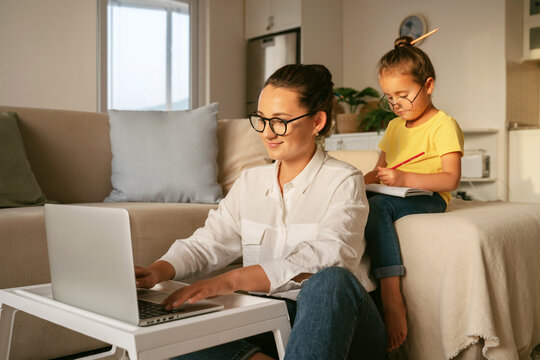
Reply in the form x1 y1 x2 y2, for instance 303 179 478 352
217 118 271 194
106 103 223 203
0 112 47 208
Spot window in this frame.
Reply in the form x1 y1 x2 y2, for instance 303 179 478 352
99 0 197 111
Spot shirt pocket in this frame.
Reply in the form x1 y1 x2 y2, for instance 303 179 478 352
287 223 319 248
241 220 266 266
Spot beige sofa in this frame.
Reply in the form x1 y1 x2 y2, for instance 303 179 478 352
0 106 268 359
1 106 540 360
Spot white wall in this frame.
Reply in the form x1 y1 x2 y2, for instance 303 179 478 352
200 0 246 119
0 0 98 112
301 0 343 86
0 0 246 118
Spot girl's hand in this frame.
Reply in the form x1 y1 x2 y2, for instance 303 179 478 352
376 167 407 187
363 170 380 185
161 273 235 310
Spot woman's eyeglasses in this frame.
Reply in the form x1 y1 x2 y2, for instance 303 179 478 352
248 112 315 136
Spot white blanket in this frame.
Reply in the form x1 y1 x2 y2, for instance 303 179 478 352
395 200 540 359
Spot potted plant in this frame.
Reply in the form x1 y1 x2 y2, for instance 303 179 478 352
333 86 379 133
358 105 396 134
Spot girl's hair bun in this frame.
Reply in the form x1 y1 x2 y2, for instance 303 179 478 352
378 35 436 84
394 36 414 49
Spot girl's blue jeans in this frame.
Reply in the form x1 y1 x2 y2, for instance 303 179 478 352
365 192 447 279
171 267 387 360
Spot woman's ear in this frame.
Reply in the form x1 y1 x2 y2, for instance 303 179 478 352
425 77 435 95
314 111 327 135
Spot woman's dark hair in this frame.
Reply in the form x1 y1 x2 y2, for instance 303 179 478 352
377 36 436 85
264 64 334 136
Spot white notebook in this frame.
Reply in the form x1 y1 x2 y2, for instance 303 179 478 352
365 184 433 198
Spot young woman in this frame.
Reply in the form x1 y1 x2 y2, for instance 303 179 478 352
364 36 464 351
135 64 386 360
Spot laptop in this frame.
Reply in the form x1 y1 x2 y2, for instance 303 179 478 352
44 204 224 326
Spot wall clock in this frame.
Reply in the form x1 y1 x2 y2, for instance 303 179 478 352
399 15 427 43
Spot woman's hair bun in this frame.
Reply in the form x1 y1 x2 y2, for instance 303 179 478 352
394 36 414 49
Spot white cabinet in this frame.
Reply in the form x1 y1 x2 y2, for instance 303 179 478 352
508 128 540 202
245 0 301 39
523 0 540 60
324 132 384 151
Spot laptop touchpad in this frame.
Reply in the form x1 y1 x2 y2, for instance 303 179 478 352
137 289 169 304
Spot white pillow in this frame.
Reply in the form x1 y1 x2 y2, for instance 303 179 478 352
105 103 222 203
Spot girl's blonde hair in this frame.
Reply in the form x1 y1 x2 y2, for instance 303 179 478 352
377 36 436 85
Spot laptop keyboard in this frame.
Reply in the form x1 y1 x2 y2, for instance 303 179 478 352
138 300 185 319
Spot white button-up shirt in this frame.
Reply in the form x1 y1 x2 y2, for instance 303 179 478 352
160 147 375 300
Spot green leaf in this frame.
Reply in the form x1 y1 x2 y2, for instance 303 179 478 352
357 87 380 99
359 107 396 133
334 86 381 114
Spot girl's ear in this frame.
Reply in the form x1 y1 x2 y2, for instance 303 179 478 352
314 111 327 135
425 77 435 95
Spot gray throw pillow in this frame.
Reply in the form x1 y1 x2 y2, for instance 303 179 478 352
0 112 47 208
105 103 223 203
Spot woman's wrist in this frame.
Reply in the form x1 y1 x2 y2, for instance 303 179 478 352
226 267 245 291
226 265 271 293
150 260 176 283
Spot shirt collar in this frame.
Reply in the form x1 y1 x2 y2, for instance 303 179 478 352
265 145 326 196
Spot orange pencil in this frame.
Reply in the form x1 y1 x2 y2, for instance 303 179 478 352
411 28 439 45
391 152 425 169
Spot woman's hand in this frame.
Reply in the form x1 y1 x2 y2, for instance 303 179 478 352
161 265 271 310
376 167 407 187
135 260 176 289
161 273 236 310
135 266 160 289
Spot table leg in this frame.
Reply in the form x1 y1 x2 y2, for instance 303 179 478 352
0 304 18 360
272 316 291 360
126 347 138 360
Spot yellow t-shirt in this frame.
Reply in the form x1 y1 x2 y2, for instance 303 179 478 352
378 110 464 204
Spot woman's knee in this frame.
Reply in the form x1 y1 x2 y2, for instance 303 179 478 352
300 267 367 300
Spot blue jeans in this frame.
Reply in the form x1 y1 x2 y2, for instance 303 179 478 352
172 267 386 360
365 192 447 279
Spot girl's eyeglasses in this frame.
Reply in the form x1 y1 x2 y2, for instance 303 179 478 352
379 82 425 112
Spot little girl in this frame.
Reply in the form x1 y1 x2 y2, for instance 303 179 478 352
364 36 464 351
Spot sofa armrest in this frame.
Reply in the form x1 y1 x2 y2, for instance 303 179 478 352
327 150 379 174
